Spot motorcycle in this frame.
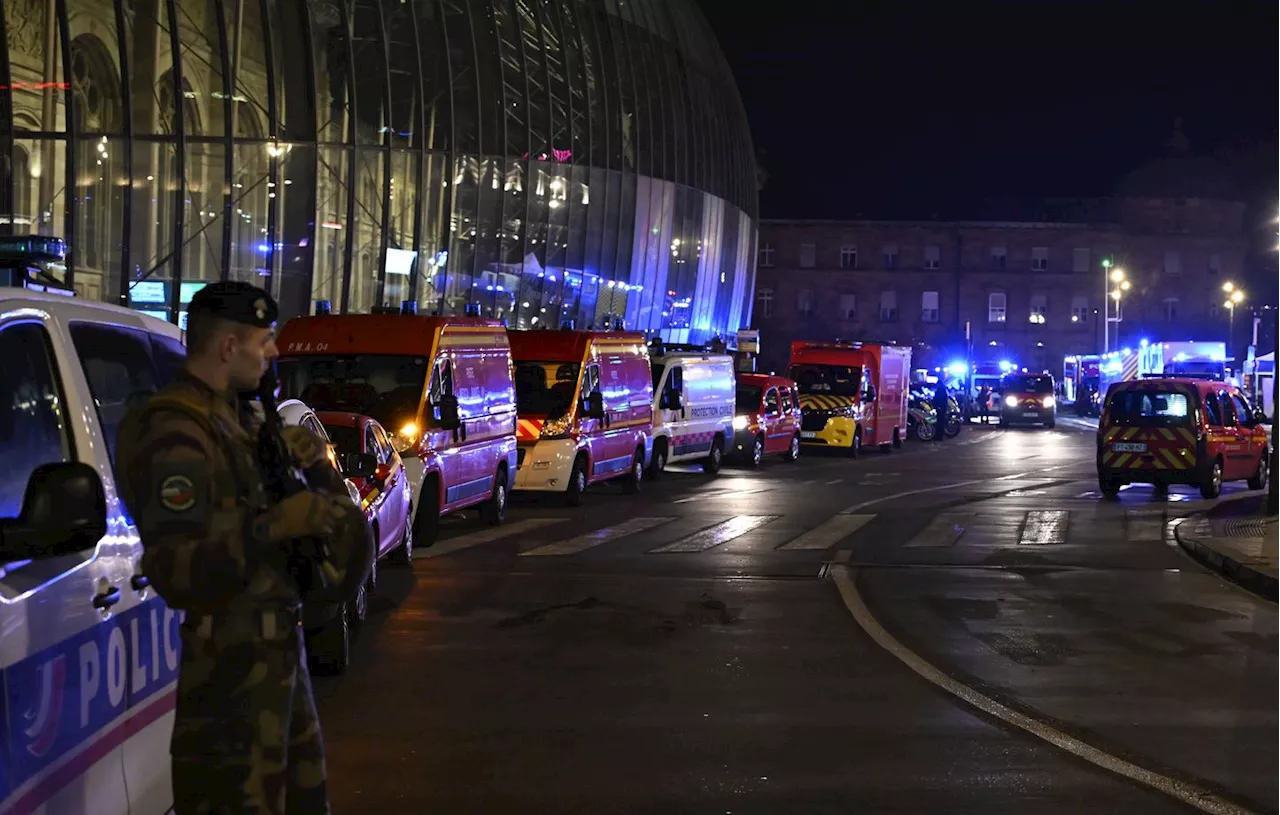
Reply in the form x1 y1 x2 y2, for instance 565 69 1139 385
944 395 962 438
908 390 938 441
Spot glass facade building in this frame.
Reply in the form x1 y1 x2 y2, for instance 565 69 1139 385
0 0 758 342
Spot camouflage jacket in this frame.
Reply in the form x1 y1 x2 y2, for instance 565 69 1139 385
115 371 301 615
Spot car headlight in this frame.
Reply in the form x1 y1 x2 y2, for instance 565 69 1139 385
1043 395 1055 408
732 415 749 430
1005 395 1018 408
540 415 573 440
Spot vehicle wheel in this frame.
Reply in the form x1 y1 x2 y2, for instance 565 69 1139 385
309 609 351 676
1248 450 1269 491
785 434 800 462
892 429 903 449
916 422 934 442
410 480 440 552
1046 419 1056 429
703 435 724 474
945 418 962 438
389 507 414 566
623 447 644 494
480 466 508 525
1199 458 1223 499
349 581 368 626
1099 477 1121 498
748 435 765 467
849 429 861 458
647 441 667 480
566 455 588 506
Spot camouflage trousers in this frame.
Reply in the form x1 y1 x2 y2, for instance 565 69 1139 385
170 608 329 814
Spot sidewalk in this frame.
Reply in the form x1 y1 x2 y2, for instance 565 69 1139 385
1173 493 1278 601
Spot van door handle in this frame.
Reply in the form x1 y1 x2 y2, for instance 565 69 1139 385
93 586 122 610
130 574 150 591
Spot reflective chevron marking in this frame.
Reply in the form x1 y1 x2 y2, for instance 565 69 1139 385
520 517 677 557
648 515 780 553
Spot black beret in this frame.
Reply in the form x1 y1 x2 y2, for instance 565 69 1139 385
187 281 279 328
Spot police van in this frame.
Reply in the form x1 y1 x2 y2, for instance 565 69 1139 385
646 342 736 476
1 288 187 814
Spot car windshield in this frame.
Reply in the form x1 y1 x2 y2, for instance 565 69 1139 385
514 361 580 418
1107 389 1193 426
323 424 361 456
736 385 762 413
1003 375 1053 394
277 354 429 433
787 364 861 397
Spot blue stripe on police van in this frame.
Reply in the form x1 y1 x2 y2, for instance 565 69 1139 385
1 596 182 803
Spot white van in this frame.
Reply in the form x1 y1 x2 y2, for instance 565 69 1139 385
0 288 187 815
646 345 736 476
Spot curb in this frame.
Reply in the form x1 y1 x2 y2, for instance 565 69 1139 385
1172 516 1278 602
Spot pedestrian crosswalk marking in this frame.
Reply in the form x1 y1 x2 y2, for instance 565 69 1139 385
648 515 780 553
422 518 566 558
520 517 677 557
779 514 875 550
673 487 769 504
904 513 972 548
1125 509 1166 542
1019 510 1069 545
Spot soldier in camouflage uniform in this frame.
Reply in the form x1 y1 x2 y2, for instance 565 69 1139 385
115 281 371 814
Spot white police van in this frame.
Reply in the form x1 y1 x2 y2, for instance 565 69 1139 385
646 344 736 476
0 288 187 815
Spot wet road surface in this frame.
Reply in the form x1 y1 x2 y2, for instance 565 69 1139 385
314 424 1276 813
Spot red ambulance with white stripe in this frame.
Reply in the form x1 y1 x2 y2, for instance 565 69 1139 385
509 329 652 504
275 311 518 547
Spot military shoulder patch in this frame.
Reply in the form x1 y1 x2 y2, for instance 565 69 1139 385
158 473 198 512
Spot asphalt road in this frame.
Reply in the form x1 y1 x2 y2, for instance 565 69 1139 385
313 421 1277 814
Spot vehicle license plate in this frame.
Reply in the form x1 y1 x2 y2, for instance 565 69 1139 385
1112 442 1147 452
801 431 817 439
1022 411 1040 418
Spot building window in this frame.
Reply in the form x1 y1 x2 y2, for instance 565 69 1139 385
1163 298 1178 321
1071 295 1089 324
1072 247 1090 273
923 245 940 270
1208 253 1221 276
840 293 857 321
756 288 774 318
799 243 816 268
988 292 1007 323
1029 294 1047 324
921 291 939 323
1031 247 1048 272
990 247 1007 270
798 288 815 316
1164 250 1182 276
758 243 775 267
882 245 898 269
880 290 898 322
840 245 858 269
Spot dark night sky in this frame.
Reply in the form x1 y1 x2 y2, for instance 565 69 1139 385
696 0 1279 225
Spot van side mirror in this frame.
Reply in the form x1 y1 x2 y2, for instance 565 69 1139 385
586 391 606 419
863 385 877 402
0 462 107 561
437 393 461 430
339 452 378 479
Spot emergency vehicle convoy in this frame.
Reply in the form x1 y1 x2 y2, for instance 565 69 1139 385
786 341 911 456
2 277 1273 815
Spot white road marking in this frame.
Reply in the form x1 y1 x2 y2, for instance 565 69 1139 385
903 513 973 548
1126 509 1167 542
649 515 779 553
778 513 875 550
825 478 844 485
421 518 565 558
1019 510 1070 545
673 487 769 504
832 567 1253 815
520 517 676 557
838 463 1079 516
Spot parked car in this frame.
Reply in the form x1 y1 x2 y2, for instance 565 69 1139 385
731 373 802 465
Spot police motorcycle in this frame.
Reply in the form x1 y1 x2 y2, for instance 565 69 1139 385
943 392 963 438
907 387 938 441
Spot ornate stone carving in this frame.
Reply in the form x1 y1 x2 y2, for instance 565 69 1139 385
5 0 45 62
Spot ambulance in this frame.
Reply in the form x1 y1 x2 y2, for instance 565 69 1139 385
509 329 652 504
1 288 188 814
646 341 736 476
786 341 911 456
275 308 518 547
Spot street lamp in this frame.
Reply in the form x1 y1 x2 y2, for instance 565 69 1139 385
1103 263 1127 353
1223 282 1246 376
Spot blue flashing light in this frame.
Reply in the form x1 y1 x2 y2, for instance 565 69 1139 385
998 360 1014 373
946 361 969 376
314 300 331 315
1139 338 1149 347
